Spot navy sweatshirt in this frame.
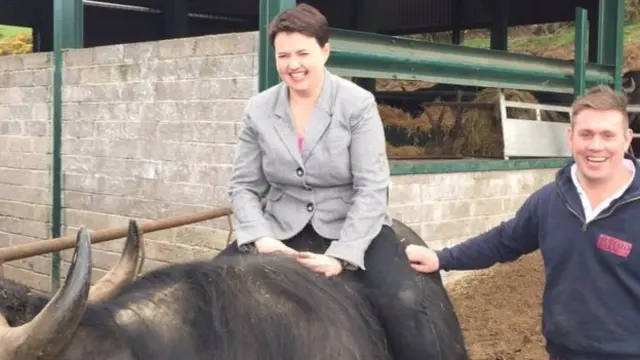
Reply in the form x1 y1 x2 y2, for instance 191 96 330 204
437 156 640 360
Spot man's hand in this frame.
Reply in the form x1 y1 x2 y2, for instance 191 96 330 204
405 244 440 273
296 252 343 277
254 237 299 257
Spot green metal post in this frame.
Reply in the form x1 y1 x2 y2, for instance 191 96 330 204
259 0 296 91
574 8 587 98
52 0 83 292
597 0 625 90
613 0 625 91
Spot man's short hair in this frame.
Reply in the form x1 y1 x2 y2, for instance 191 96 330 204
268 4 330 47
571 84 629 128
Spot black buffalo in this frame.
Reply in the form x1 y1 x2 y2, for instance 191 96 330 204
0 219 468 360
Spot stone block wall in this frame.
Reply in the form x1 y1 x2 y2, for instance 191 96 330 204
0 52 53 291
0 32 258 292
388 168 557 281
389 169 556 248
0 30 560 292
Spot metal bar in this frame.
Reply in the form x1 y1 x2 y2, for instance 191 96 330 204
82 0 248 22
83 0 162 13
326 28 614 94
0 207 233 263
574 7 587 97
258 0 295 91
503 101 572 113
374 91 478 101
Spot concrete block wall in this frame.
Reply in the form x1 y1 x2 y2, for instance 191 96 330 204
56 32 258 288
0 29 560 292
0 32 259 292
389 169 557 248
388 168 557 281
0 52 53 291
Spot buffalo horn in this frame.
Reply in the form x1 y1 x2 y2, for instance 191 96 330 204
0 227 92 360
87 219 143 303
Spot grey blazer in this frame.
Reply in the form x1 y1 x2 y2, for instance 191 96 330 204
228 70 392 270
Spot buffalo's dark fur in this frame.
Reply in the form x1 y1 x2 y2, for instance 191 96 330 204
0 279 49 326
2 254 391 360
1 219 468 360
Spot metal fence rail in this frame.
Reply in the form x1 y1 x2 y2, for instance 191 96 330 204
0 206 234 273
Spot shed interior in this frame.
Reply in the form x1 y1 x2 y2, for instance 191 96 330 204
1 0 601 60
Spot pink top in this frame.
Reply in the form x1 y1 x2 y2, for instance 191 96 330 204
298 137 304 152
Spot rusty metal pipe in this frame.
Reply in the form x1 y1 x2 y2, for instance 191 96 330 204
0 207 233 263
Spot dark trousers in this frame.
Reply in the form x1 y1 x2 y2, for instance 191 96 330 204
218 224 444 360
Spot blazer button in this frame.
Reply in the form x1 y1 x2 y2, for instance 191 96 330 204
306 203 314 212
296 167 304 177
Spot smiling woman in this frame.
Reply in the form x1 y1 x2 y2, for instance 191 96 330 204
269 5 329 104
222 3 467 360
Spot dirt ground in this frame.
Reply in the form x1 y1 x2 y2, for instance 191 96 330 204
445 251 547 360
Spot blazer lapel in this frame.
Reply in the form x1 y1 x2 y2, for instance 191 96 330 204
301 71 335 160
273 85 304 167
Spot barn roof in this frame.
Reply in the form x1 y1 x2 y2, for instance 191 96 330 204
2 0 585 50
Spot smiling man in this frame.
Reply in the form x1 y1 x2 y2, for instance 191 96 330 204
405 85 640 360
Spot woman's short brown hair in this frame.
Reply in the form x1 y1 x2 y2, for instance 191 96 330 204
571 84 629 127
268 4 330 47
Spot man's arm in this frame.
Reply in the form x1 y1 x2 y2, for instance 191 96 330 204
228 100 273 246
437 192 542 271
324 93 390 270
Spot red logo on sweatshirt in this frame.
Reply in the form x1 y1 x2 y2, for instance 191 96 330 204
597 234 633 258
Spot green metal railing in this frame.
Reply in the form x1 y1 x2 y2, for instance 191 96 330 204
258 1 624 95
326 25 609 95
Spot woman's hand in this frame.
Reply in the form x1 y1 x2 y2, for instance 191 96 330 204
254 237 299 257
296 252 343 277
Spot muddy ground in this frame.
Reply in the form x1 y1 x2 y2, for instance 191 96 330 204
446 251 547 360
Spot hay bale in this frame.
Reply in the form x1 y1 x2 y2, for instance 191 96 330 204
378 86 572 159
386 144 425 157
423 102 456 135
378 104 432 152
456 88 518 158
378 104 432 136
379 101 464 158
